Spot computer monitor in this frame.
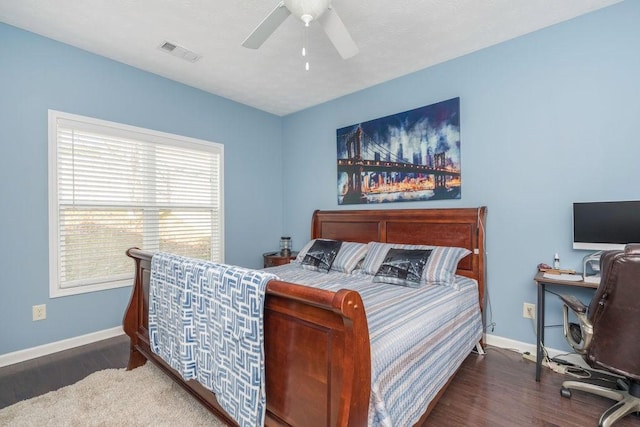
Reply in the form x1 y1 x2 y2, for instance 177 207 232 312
573 200 640 251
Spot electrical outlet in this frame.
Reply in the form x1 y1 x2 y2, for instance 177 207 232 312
32 304 46 321
523 302 535 319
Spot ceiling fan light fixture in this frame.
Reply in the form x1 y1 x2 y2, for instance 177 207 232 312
301 14 313 26
284 0 332 22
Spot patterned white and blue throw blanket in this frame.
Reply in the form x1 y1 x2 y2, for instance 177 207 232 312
148 252 277 427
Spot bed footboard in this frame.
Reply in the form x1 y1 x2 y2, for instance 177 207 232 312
123 248 371 427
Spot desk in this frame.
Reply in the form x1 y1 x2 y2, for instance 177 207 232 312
532 271 598 381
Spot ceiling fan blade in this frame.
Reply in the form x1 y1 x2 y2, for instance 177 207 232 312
317 7 358 59
242 1 291 49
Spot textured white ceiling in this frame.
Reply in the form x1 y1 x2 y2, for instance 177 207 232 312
0 0 621 116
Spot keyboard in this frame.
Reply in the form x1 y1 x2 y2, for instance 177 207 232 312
543 272 583 281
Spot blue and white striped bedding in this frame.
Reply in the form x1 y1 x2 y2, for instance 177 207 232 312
265 263 483 427
149 253 277 427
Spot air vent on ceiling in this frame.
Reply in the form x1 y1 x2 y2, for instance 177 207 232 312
159 40 201 63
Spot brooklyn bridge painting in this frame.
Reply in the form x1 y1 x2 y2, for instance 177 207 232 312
337 97 461 205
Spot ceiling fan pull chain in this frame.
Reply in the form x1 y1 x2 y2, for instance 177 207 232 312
302 14 311 71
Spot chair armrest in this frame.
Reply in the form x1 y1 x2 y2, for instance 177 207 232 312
559 294 587 314
560 294 592 354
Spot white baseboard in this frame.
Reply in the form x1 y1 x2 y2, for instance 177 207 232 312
485 333 590 369
485 333 543 355
0 327 125 368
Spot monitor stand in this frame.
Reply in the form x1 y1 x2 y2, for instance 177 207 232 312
582 251 602 283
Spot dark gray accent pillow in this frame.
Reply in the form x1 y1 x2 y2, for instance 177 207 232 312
301 239 343 272
373 248 432 287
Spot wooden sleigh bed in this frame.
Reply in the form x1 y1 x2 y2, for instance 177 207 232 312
123 207 487 426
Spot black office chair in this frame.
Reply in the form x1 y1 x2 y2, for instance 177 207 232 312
559 244 640 427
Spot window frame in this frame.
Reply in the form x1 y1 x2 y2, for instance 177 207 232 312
48 110 224 298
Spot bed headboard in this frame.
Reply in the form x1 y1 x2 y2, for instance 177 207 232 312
311 207 487 311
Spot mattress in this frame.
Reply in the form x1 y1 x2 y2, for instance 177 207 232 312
266 263 483 427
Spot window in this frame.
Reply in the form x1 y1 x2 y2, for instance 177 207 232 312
48 110 224 297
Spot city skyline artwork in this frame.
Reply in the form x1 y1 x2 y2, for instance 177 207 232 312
337 97 461 205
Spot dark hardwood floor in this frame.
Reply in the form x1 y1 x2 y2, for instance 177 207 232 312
0 334 130 409
428 347 638 426
0 338 637 426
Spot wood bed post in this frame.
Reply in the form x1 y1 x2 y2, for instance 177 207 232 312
123 248 149 370
332 289 371 426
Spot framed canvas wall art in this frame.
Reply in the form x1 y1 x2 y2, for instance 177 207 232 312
337 97 461 205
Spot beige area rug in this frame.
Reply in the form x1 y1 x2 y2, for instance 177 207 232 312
0 363 226 426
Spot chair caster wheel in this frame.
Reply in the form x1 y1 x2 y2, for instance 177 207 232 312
560 387 571 398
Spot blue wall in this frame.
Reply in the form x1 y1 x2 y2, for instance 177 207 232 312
0 23 284 354
2 1 638 357
282 1 640 351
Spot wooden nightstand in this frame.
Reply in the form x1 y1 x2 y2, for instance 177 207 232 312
263 251 298 268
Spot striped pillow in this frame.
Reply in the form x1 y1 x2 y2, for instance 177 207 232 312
361 241 471 289
294 239 368 274
331 241 368 273
293 239 316 263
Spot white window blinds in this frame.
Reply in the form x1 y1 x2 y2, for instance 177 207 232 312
48 110 224 297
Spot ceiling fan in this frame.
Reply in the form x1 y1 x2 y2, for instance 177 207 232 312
242 0 359 60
